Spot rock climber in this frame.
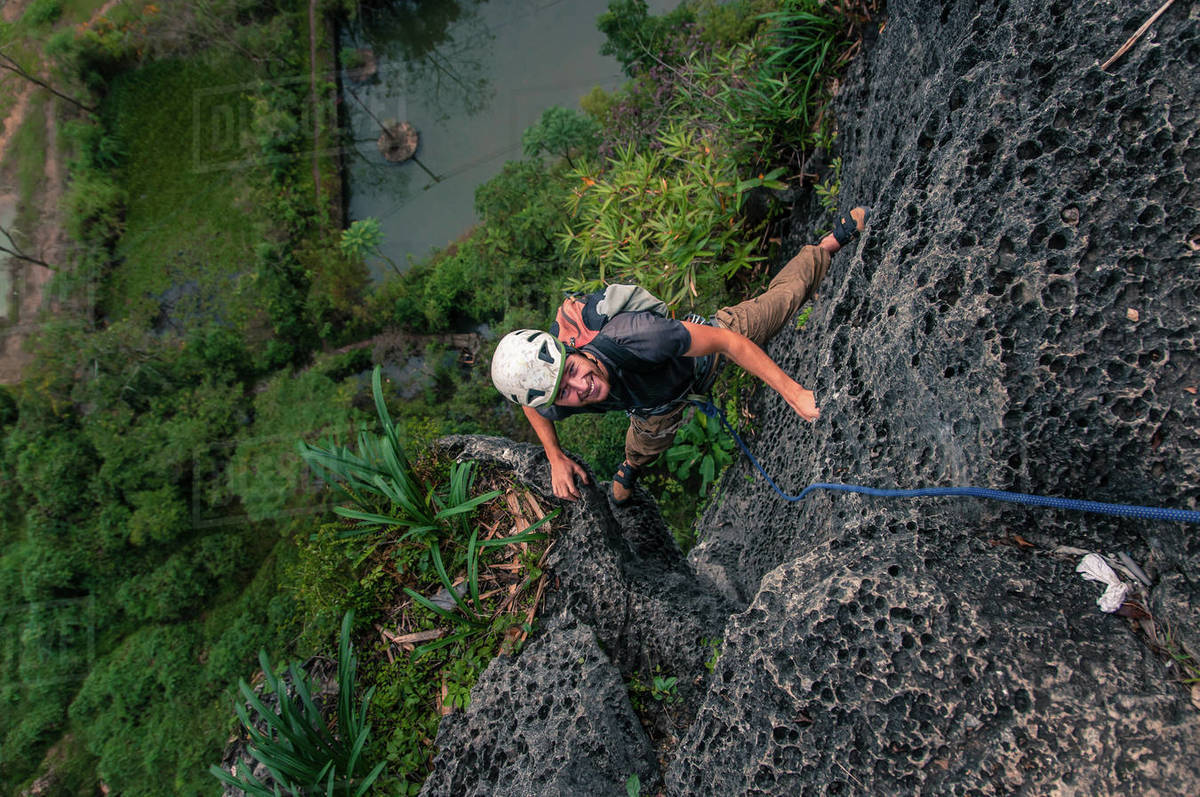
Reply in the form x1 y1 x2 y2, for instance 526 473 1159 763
490 207 869 505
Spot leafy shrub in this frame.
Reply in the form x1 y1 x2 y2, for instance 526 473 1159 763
0 694 69 781
45 14 139 91
69 624 205 791
669 0 851 168
0 386 17 427
14 430 97 519
182 325 257 384
560 124 785 309
126 484 190 546
298 367 552 645
591 32 706 156
579 85 615 124
691 0 778 47
521 106 600 166
378 157 571 332
297 367 498 540
62 171 126 247
15 537 77 602
117 552 210 622
61 119 125 170
664 410 734 496
255 241 316 357
222 368 359 524
21 0 62 26
597 0 696 76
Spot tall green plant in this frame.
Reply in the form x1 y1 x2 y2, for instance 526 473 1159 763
297 365 498 541
209 611 386 796
560 124 784 309
340 218 401 276
297 366 554 641
668 0 850 168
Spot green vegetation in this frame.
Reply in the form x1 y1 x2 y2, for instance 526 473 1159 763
628 665 681 710
379 156 575 334
297 367 552 641
521 105 600 167
665 410 736 497
22 0 65 28
209 611 386 796
561 124 785 310
815 155 843 214
280 366 558 791
101 57 262 326
703 637 722 672
0 0 865 792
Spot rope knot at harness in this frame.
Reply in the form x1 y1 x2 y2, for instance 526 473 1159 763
691 399 1200 525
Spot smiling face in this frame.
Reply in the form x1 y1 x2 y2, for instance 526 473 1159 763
555 352 611 407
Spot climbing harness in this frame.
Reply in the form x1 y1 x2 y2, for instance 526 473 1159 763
690 399 1200 525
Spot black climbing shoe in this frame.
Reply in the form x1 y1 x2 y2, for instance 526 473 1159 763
611 461 641 507
832 206 870 247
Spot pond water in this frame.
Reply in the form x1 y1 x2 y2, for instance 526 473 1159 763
341 0 672 280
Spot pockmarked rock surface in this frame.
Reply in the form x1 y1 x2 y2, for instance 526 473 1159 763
422 436 732 794
419 612 658 797
423 0 1200 793
681 0 1200 791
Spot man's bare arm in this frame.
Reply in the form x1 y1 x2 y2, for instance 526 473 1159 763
682 322 819 421
521 405 591 500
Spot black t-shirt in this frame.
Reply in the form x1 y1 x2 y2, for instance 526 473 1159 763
537 312 694 421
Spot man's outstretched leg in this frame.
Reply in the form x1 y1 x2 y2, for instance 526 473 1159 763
716 206 868 346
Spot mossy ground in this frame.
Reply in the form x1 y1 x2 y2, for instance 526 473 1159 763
102 57 262 328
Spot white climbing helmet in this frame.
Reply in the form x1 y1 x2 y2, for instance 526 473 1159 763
491 329 567 408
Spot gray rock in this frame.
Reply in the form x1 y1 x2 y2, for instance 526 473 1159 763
439 436 734 700
419 611 657 797
698 0 1200 607
668 534 1200 793
683 0 1200 790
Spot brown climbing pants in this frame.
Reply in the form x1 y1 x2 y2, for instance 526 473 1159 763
623 244 832 468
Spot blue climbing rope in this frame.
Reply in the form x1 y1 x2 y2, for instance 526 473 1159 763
691 399 1200 525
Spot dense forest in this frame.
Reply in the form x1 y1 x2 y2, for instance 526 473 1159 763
0 0 868 793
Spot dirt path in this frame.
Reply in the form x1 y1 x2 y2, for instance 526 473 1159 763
0 0 120 384
0 89 58 385
2 0 32 22
0 83 35 165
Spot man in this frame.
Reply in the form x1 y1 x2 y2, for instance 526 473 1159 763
491 207 868 504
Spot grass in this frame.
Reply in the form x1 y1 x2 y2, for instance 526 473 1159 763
101 56 262 328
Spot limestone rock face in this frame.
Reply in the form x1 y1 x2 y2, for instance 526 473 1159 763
670 535 1200 793
419 612 657 797
422 0 1200 792
696 0 1200 608
437 436 734 711
680 0 1200 791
